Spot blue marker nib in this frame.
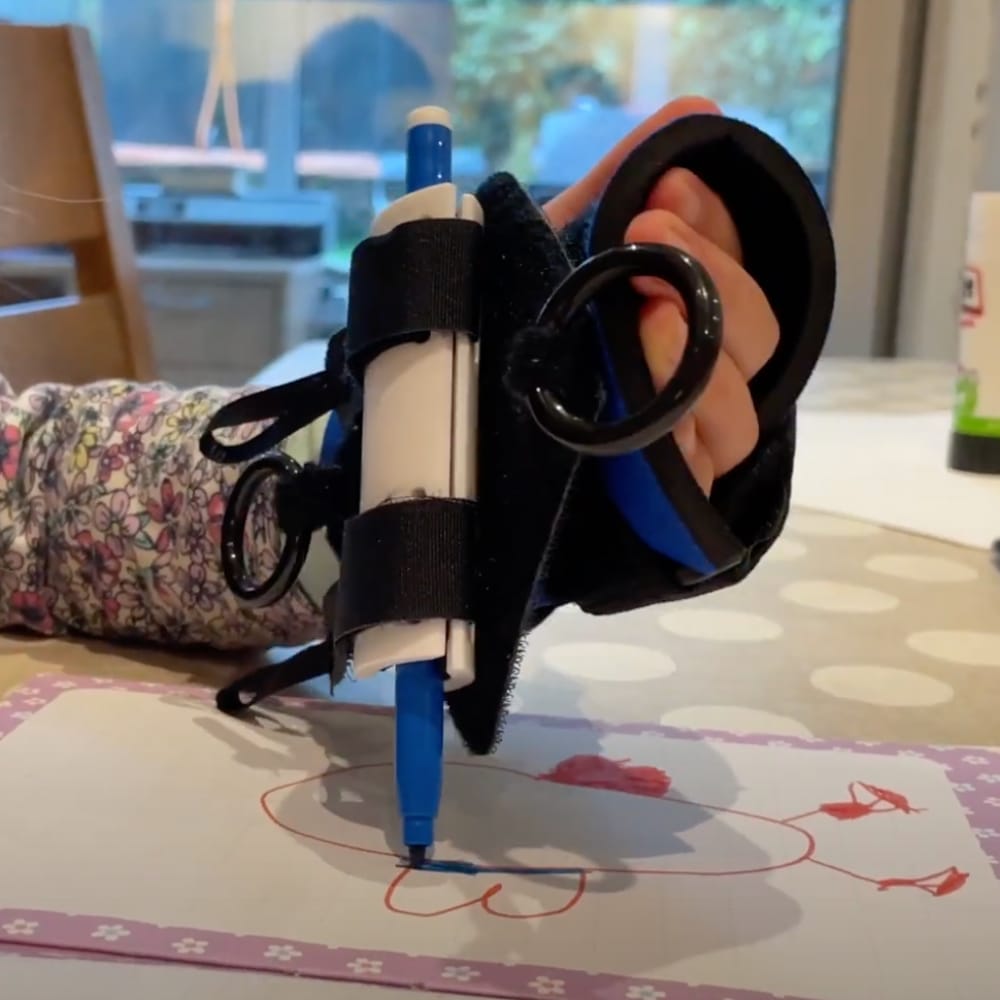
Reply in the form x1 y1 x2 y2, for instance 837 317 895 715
405 817 434 851
397 857 585 876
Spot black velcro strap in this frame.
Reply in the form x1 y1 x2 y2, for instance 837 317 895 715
345 218 482 375
334 497 476 646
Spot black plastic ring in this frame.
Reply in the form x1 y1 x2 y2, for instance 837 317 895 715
221 453 311 608
587 113 835 433
525 243 722 457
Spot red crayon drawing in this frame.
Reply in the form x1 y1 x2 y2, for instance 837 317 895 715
260 754 969 919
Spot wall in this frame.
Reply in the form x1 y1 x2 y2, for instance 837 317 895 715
892 0 993 359
978 0 1000 191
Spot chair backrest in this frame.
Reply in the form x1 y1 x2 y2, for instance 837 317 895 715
0 22 155 390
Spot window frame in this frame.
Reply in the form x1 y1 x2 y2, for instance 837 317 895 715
893 0 994 359
823 0 928 357
262 0 930 362
53 0 931 363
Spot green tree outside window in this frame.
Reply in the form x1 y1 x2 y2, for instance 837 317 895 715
450 0 846 181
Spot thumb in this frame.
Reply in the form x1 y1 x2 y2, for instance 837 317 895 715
542 96 722 232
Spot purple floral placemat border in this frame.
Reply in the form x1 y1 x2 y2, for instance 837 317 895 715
1 673 999 1000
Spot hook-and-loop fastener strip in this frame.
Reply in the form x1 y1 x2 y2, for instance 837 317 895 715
332 497 477 653
345 217 484 376
337 217 482 661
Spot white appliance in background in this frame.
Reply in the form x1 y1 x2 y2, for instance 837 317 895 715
894 0 994 359
122 185 338 259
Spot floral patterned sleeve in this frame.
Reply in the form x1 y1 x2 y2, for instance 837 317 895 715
0 373 325 650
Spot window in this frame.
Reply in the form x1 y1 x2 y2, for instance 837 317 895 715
2 0 861 386
292 0 848 258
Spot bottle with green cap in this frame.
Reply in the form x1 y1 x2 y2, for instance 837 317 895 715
950 192 1000 473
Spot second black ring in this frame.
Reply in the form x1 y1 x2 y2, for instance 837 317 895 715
221 452 311 608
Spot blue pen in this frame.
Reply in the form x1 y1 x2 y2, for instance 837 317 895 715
394 107 454 865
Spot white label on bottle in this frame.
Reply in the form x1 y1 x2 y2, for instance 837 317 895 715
956 194 1000 431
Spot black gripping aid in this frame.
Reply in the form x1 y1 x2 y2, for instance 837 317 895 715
202 115 836 764
447 116 835 753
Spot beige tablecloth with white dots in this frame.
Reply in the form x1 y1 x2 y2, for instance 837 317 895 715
2 359 998 748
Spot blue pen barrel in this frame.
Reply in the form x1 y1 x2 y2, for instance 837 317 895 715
395 660 444 849
393 106 454 858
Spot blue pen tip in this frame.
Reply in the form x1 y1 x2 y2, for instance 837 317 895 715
408 844 427 868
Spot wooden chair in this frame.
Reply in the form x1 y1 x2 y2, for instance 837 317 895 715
0 22 155 391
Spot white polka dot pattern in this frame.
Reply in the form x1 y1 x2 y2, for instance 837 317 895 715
658 609 784 642
780 580 900 614
542 642 677 682
865 554 978 583
907 631 1000 668
810 665 954 707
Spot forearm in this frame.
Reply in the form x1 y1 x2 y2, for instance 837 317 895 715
0 376 324 650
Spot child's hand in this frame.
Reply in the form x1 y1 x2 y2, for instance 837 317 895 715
544 97 779 495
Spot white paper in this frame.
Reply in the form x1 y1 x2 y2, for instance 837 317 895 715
793 408 1000 549
1 685 998 999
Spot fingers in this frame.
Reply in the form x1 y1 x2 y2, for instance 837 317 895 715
646 168 742 263
626 209 779 382
535 94 774 495
639 298 759 486
672 414 714 496
542 96 722 231
634 297 706 484
687 350 759 477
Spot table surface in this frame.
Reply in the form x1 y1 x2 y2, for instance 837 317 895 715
4 353 997 996
5 353 988 745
